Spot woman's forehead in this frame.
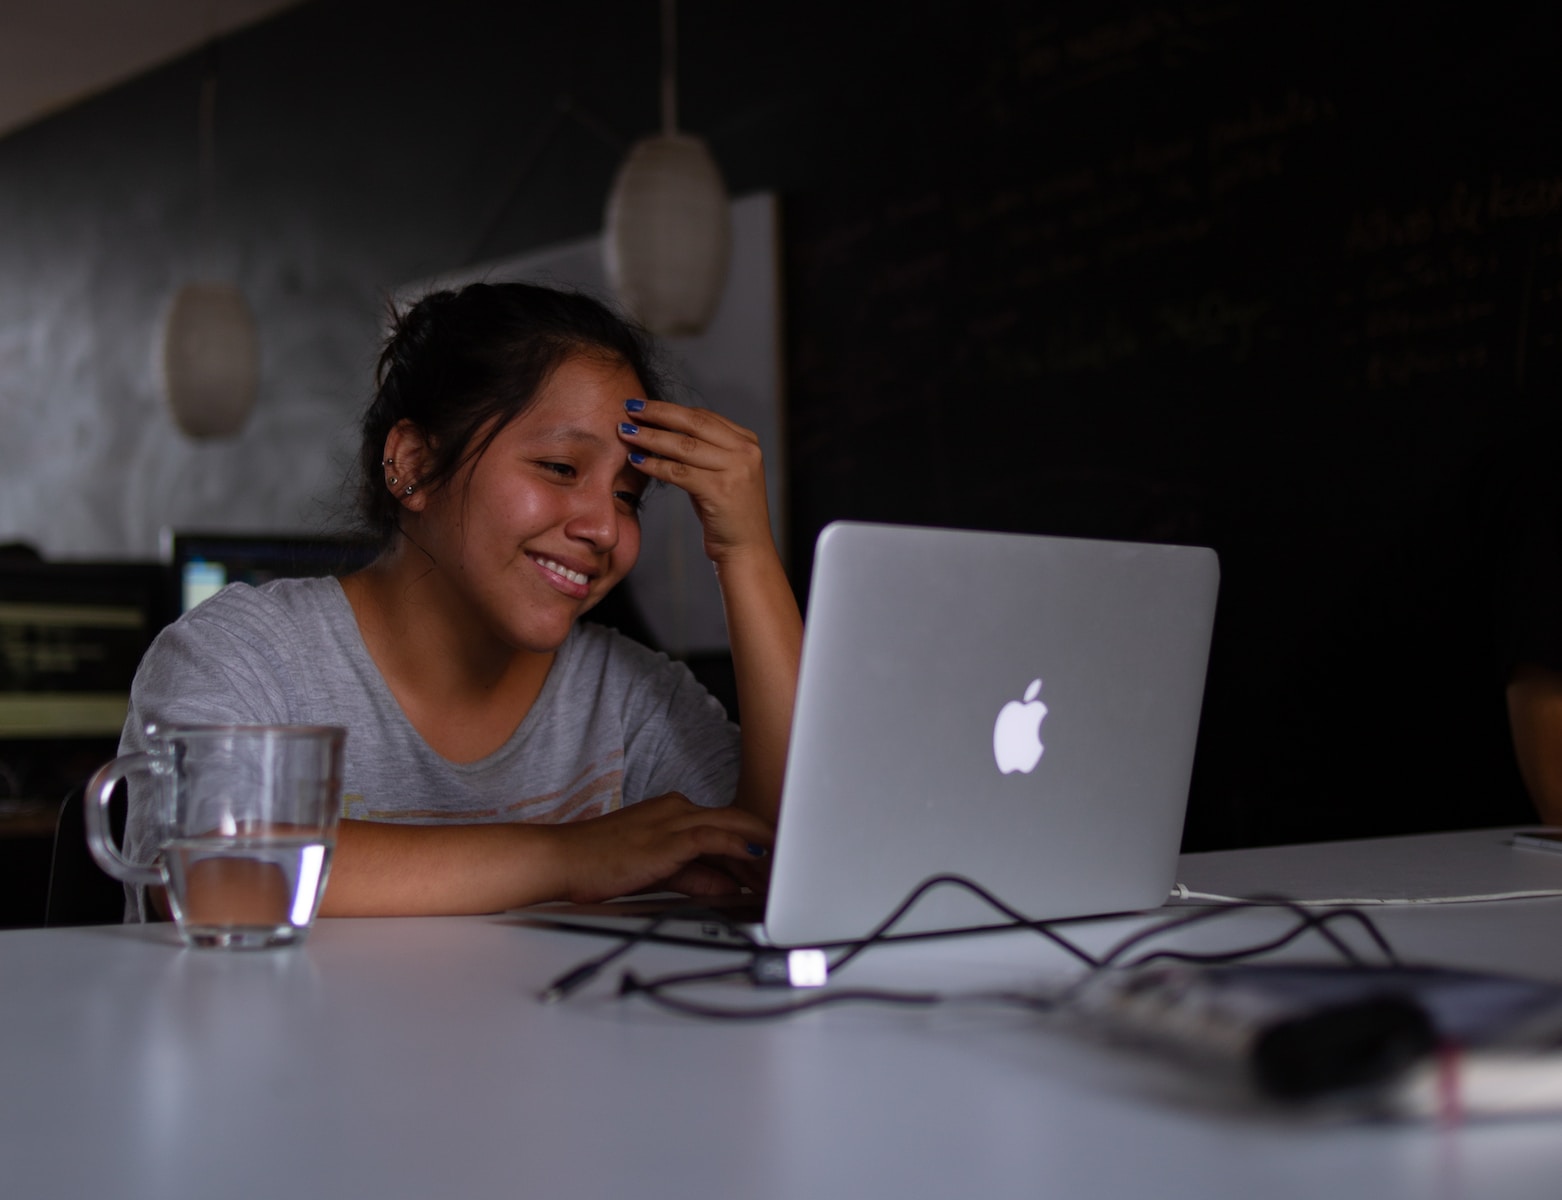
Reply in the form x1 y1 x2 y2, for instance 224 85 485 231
512 356 644 435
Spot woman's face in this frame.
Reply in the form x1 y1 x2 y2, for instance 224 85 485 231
412 353 648 654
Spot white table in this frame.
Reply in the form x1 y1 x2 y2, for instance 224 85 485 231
7 828 1562 1200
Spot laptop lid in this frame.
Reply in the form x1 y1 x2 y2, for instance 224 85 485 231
761 521 1220 946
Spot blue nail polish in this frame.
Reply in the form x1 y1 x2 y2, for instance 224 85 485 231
619 422 639 436
746 843 769 858
624 398 646 413
628 452 646 465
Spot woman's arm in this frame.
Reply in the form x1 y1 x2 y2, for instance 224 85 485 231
1507 662 1562 825
713 547 803 821
617 401 803 823
320 793 776 915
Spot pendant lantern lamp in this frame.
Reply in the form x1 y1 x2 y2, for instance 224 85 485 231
162 281 259 439
162 47 259 440
603 0 730 336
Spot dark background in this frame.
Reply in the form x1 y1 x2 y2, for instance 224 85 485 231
770 0 1560 849
5 0 1562 909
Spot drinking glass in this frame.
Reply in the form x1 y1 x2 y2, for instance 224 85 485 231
85 724 346 949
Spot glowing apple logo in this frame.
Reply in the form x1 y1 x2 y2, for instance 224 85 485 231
993 678 1048 775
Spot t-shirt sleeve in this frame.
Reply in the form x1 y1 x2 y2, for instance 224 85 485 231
119 585 302 920
124 598 296 737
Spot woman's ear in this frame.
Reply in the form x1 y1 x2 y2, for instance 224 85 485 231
382 420 432 512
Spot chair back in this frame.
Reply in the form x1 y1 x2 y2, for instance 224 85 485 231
45 783 129 926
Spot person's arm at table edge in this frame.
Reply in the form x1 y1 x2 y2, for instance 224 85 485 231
318 793 779 917
1507 662 1562 826
319 820 563 916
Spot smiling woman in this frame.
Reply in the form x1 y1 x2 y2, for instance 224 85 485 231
369 355 653 666
119 282 802 920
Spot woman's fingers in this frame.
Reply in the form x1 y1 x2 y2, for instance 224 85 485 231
617 400 773 559
659 860 750 897
664 805 775 864
619 400 760 472
552 792 774 902
682 821 770 864
625 398 753 449
619 417 758 478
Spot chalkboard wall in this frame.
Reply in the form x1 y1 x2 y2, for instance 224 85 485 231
777 0 1562 847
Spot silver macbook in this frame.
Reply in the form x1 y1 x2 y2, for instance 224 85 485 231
523 520 1220 948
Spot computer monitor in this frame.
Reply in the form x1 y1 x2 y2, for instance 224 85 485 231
0 561 165 741
0 560 167 926
160 530 378 619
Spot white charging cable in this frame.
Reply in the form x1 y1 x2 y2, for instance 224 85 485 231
1169 883 1562 906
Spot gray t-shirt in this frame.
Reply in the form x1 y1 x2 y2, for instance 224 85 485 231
120 577 740 919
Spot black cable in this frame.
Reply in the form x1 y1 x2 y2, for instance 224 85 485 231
538 874 1099 1007
622 963 752 991
618 972 1060 1021
1041 902 1401 1014
1122 911 1391 971
1093 897 1399 973
537 908 757 1004
592 874 1104 1020
619 970 944 1020
824 874 1102 974
539 876 1405 1024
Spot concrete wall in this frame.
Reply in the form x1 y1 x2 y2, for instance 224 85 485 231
0 0 819 559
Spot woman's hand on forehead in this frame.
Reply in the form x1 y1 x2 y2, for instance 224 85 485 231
615 399 775 564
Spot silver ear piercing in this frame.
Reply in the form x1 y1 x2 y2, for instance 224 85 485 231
382 458 416 495
383 458 412 490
